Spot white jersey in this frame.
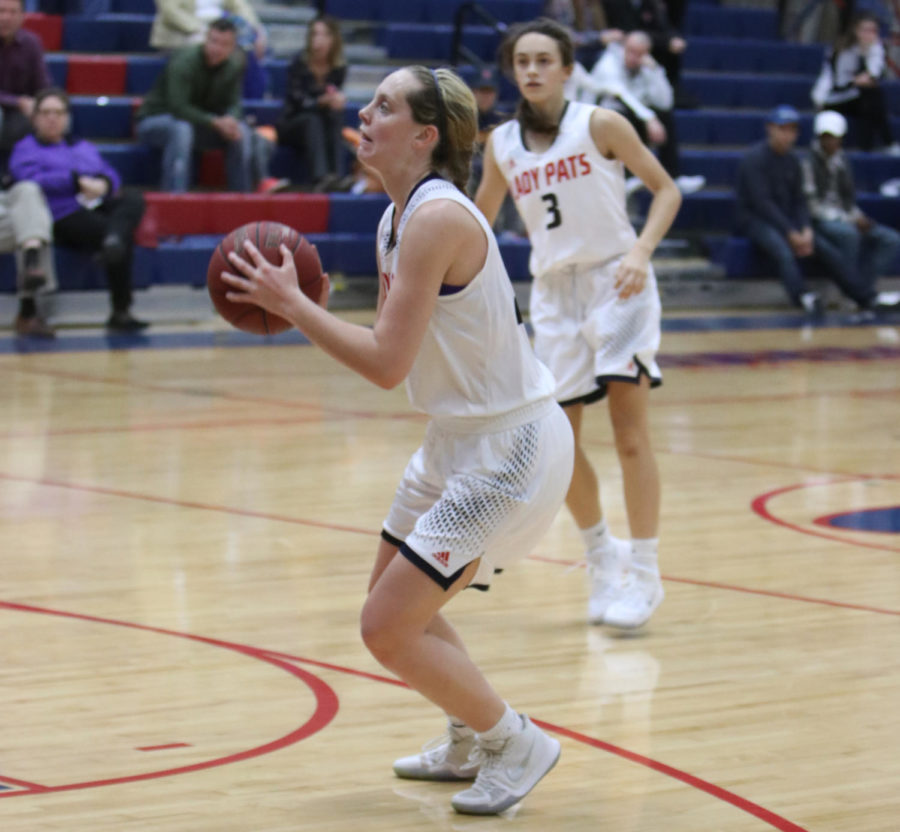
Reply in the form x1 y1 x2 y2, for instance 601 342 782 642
376 177 557 422
490 100 637 279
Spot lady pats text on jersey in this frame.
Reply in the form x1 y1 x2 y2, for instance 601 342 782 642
510 153 592 199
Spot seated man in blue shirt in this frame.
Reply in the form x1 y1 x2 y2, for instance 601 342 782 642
735 105 876 316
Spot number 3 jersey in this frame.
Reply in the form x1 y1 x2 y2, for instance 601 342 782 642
490 100 637 279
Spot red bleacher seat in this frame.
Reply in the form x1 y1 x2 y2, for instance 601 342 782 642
137 194 331 242
22 13 63 52
66 56 127 96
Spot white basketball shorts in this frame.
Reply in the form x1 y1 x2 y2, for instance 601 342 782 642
529 257 662 404
382 399 574 590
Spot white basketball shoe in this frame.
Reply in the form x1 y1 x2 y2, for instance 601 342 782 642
586 537 631 624
603 566 664 629
451 716 560 815
393 724 479 781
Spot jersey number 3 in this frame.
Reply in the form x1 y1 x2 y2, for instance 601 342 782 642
541 193 562 230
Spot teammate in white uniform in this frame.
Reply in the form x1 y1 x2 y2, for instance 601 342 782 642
220 64 574 816
476 18 682 629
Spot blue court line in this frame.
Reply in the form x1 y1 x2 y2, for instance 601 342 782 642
0 309 897 357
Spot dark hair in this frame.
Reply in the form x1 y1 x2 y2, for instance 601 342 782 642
404 66 477 192
838 11 881 50
209 17 238 35
306 14 345 67
499 17 574 136
34 87 70 112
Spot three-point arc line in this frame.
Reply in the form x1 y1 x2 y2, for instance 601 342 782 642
0 600 807 831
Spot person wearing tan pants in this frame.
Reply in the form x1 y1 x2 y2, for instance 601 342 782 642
0 179 56 338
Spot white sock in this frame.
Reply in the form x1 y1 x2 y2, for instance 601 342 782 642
447 715 474 737
631 538 659 574
476 703 523 744
580 520 612 556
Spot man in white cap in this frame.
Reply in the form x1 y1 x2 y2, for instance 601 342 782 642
803 110 900 309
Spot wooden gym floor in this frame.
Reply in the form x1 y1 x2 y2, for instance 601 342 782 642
0 306 898 831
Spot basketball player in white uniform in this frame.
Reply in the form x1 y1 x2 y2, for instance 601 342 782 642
476 18 682 629
220 65 574 816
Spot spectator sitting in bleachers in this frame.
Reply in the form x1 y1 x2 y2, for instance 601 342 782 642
274 14 349 193
802 110 900 309
589 31 704 193
150 0 266 57
136 18 270 193
0 0 51 160
10 88 149 332
735 105 878 318
600 0 686 95
810 12 898 153
2 179 56 337
150 0 269 100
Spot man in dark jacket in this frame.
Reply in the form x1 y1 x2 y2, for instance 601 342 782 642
0 0 52 156
136 17 267 192
802 109 900 308
735 105 876 315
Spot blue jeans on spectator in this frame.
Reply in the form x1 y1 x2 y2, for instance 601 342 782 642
814 218 900 290
136 114 262 193
742 217 876 308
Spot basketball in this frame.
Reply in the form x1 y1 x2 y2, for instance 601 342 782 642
207 221 324 335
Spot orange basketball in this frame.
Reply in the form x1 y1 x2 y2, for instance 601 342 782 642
207 221 324 335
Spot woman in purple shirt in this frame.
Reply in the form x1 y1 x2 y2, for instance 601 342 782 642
10 87 148 331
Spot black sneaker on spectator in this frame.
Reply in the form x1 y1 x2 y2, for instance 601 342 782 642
22 245 46 292
15 314 55 338
106 312 149 333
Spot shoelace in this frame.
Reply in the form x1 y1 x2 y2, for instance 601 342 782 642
468 741 504 776
615 569 658 604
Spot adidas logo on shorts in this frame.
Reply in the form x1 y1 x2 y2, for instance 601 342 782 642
433 551 450 567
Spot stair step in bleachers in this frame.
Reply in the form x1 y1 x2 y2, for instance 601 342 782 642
321 0 541 24
683 5 780 39
379 23 501 62
62 14 154 53
675 109 900 147
5 0 899 306
679 148 900 192
682 37 824 74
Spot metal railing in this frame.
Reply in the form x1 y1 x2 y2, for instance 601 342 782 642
451 2 507 67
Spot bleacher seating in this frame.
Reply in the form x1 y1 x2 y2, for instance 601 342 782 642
3 2 899 303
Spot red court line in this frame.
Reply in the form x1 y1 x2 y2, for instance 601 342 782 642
257 648 808 832
0 774 49 791
0 601 810 830
751 477 900 554
527 555 900 617
0 601 340 798
2 470 896 616
537 721 808 832
0 472 374 538
2 365 423 422
136 743 192 752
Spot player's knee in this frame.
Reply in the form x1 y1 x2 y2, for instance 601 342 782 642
359 606 404 666
613 427 646 461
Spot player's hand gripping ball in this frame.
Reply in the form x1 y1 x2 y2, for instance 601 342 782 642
207 221 324 334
